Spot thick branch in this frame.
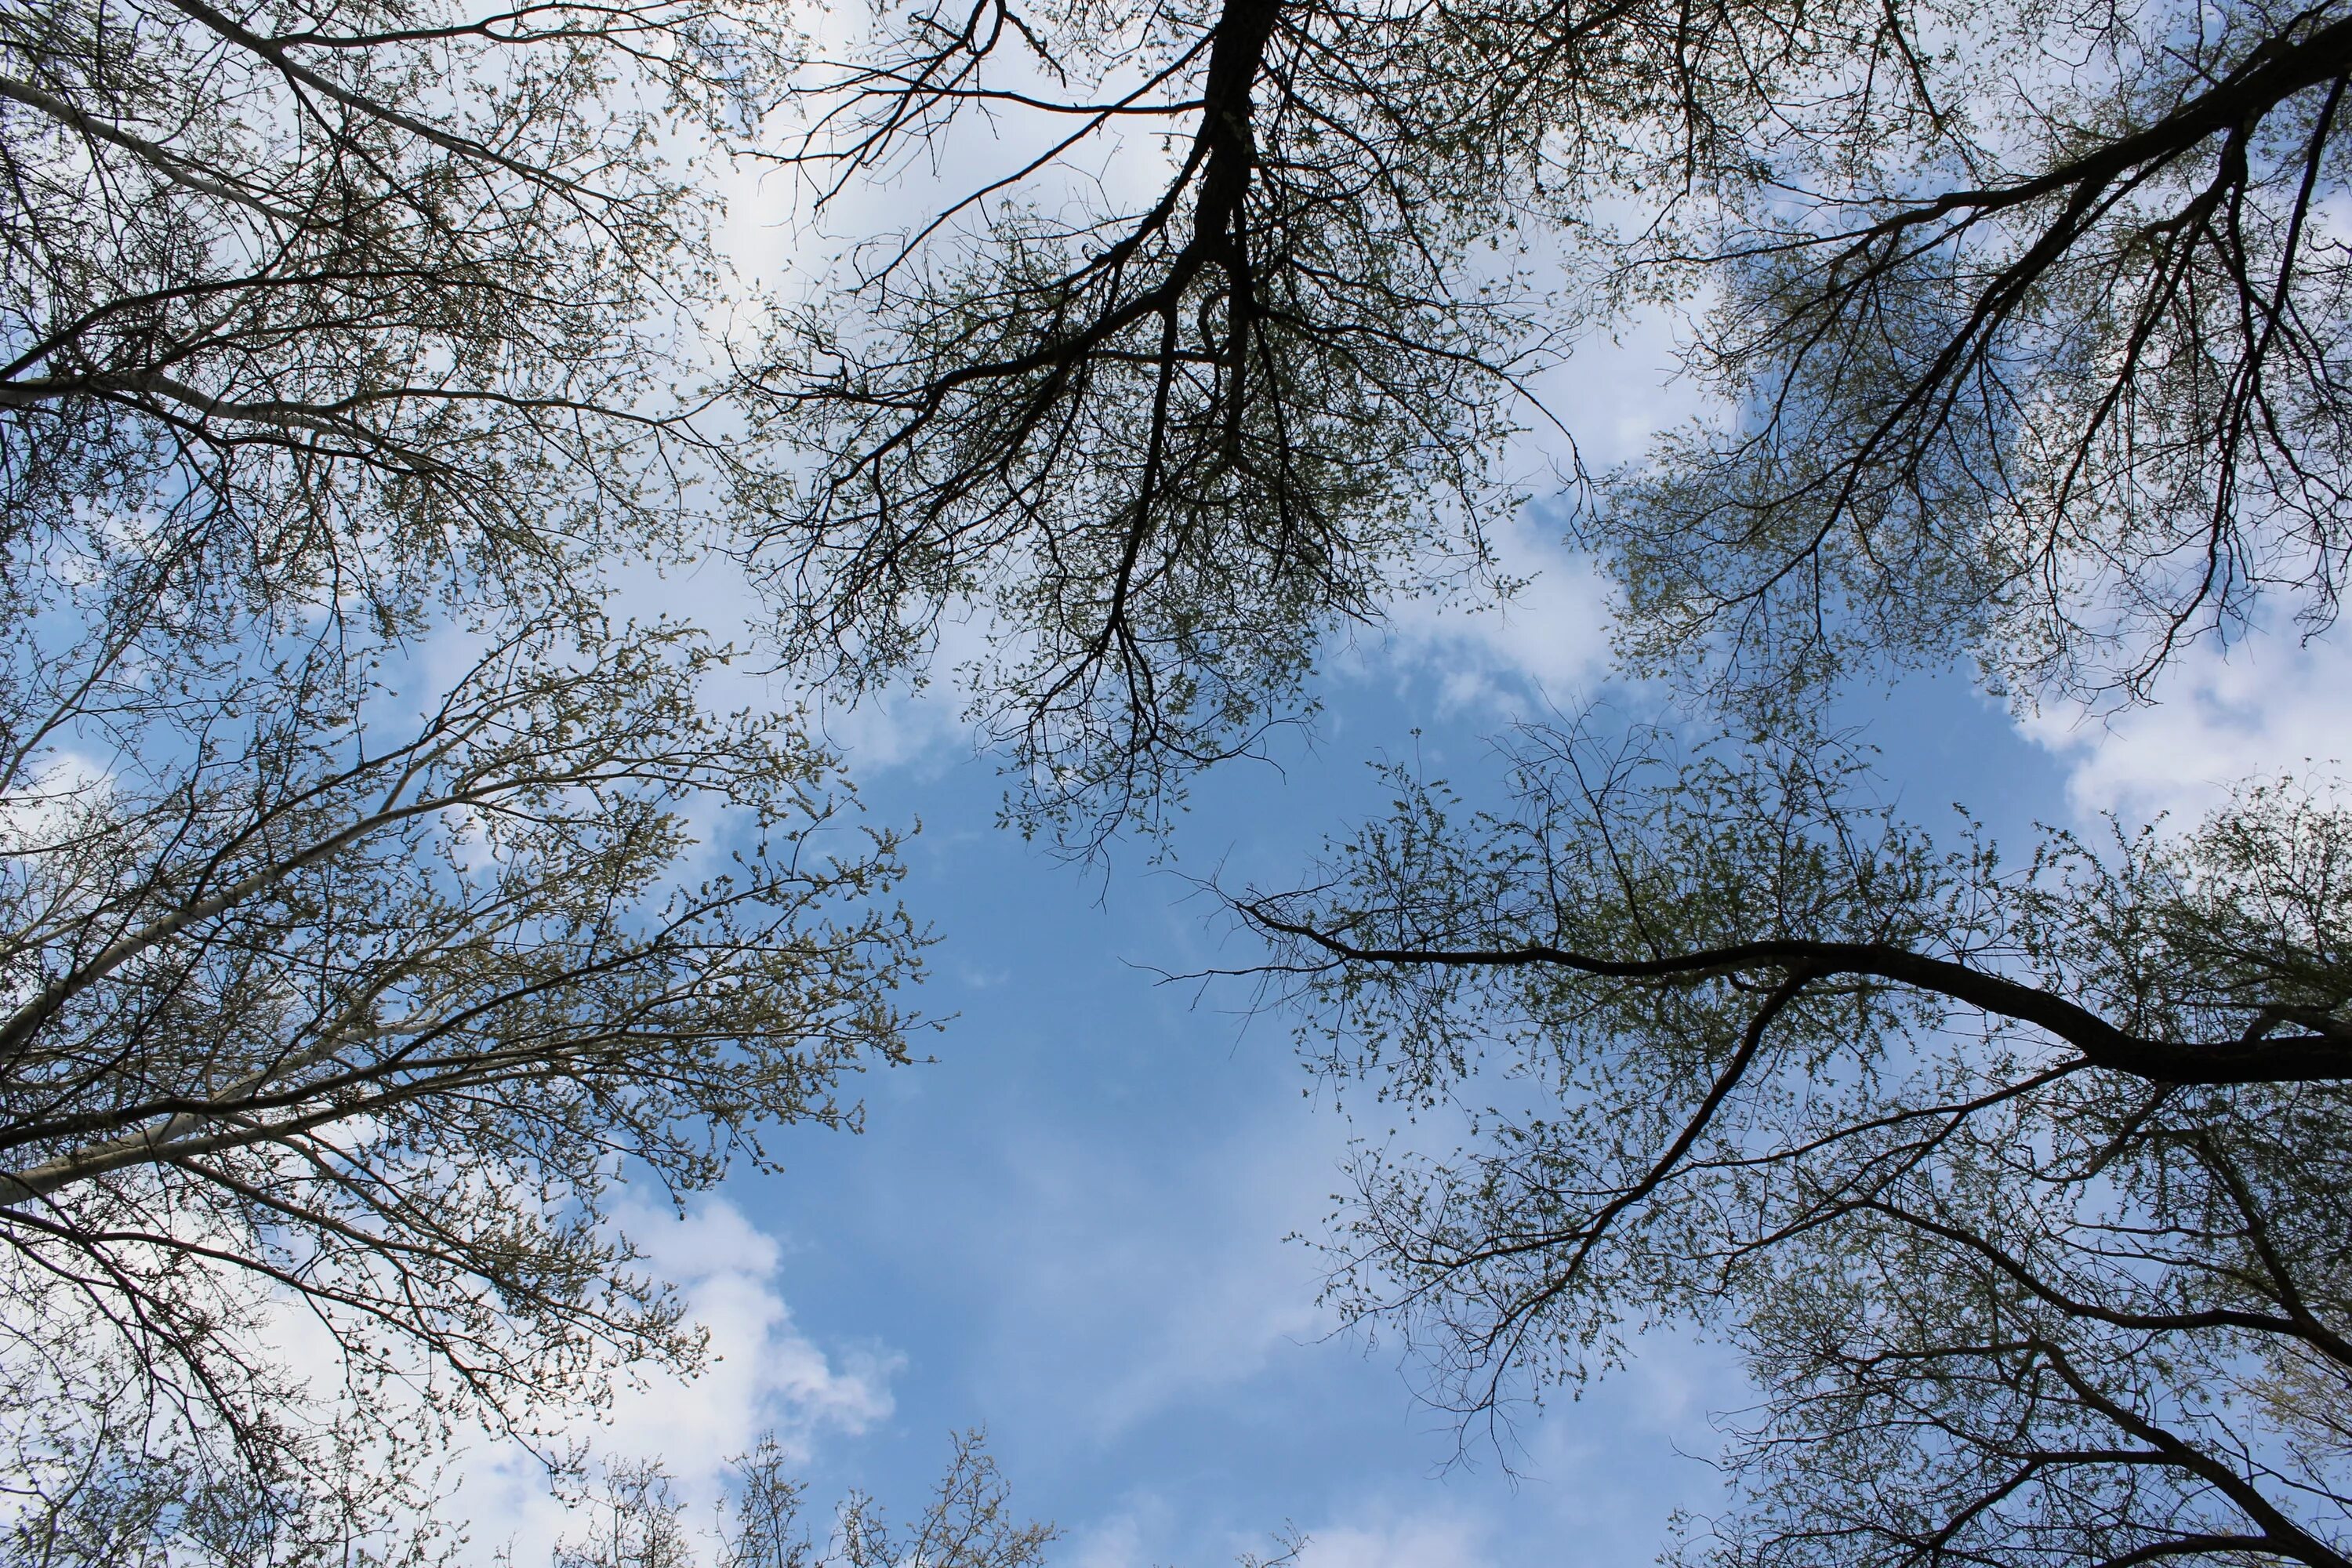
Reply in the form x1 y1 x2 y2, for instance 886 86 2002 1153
1246 906 2352 1083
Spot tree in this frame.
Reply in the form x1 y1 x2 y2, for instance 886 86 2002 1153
1236 720 2352 1566
772 0 2352 1556
751 0 1562 840
550 1430 1058 1568
1 0 802 640
762 0 2352 830
15 0 2350 1554
0 610 924 1555
2 1360 451 1568
557 1461 699 1568
0 0 940 1540
3 1421 1054 1567
549 1426 1297 1568
1606 0 2352 713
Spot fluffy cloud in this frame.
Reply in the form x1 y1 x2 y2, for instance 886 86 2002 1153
794 604 998 776
450 1197 897 1566
1291 1514 1495 1568
2018 626 2352 826
1351 514 1616 717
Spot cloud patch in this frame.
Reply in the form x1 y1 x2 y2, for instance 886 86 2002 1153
2018 627 2352 826
1350 514 1615 717
1292 1514 1494 1568
451 1197 896 1565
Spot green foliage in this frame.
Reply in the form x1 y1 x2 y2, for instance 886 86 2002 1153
0 612 926 1555
0 0 931 1546
549 1431 1058 1568
1243 724 2352 1562
770 0 2352 826
0 0 808 640
1603 0 2352 711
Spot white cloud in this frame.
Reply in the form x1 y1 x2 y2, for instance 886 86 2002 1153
990 1126 1330 1439
2017 626 2352 826
604 543 996 780
610 1198 897 1465
1350 514 1616 718
1060 1500 1167 1568
0 746 111 854
450 1196 898 1566
1291 1512 1495 1568
793 604 996 777
1084 1236 1327 1437
1066 1497 1494 1568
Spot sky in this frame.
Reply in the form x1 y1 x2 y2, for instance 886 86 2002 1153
7 11 2346 1562
425 60 2352 1567
435 455 2352 1568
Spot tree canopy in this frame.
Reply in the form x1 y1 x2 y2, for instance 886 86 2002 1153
755 0 2352 833
753 0 2352 1556
1238 725 2352 1564
0 0 818 633
8 0 2352 1556
0 617 922 1554
1 0 928 1551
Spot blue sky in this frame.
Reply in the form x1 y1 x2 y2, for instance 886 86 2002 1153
426 89 2352 1559
441 459 2352 1563
14 13 2347 1558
